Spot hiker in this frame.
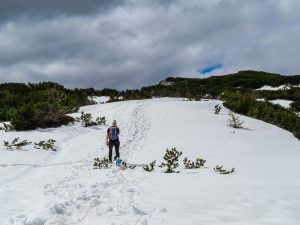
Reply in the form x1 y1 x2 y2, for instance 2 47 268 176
106 120 120 162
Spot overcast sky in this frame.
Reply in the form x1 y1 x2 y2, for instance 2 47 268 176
0 0 299 89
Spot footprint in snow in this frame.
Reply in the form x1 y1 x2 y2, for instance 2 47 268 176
131 206 147 216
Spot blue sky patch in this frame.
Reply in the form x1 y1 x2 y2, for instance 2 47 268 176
198 63 222 74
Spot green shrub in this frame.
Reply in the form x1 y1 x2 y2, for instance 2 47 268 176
143 160 156 172
34 139 57 151
183 157 206 169
214 165 235 174
214 104 222 114
228 111 244 129
80 111 106 127
4 138 32 150
93 158 112 169
161 148 182 173
0 82 93 130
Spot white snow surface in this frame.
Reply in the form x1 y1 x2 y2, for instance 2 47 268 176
1 98 300 225
256 99 293 109
89 96 110 104
256 85 290 91
270 99 293 109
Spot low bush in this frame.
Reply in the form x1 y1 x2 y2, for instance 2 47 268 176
80 112 106 127
4 138 31 150
143 160 156 172
213 165 235 174
93 158 112 169
183 157 206 169
34 139 57 151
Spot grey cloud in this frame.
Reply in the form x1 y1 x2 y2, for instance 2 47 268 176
0 0 300 89
0 0 125 23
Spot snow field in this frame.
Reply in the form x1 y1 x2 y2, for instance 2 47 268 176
0 98 300 225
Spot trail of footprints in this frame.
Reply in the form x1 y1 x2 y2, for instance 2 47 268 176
10 102 155 225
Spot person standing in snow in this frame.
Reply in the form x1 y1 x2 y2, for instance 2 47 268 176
106 120 120 162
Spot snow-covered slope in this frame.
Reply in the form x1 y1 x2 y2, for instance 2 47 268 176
1 98 300 225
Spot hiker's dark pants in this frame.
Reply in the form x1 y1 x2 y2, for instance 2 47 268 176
108 139 120 161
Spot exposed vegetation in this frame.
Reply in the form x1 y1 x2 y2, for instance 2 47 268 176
227 111 244 129
0 82 96 130
119 71 300 100
79 111 106 127
1 71 299 137
183 157 206 169
3 138 58 151
91 148 234 174
34 139 57 151
214 104 222 114
4 138 32 150
214 165 235 174
93 158 112 169
143 160 156 172
161 148 183 173
223 91 300 139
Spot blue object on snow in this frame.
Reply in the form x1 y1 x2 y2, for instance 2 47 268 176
116 159 123 165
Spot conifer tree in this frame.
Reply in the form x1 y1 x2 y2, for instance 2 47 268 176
161 148 182 173
214 104 222 114
228 111 244 128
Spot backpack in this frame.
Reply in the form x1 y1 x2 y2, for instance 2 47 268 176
109 127 118 140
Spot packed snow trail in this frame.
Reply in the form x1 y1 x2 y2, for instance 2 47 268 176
1 98 300 225
1 100 152 225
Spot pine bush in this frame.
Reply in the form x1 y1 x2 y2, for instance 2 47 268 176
228 111 244 128
143 160 156 172
34 139 57 151
214 104 222 114
183 157 206 169
213 165 235 174
161 148 182 173
80 111 106 127
4 138 32 150
93 157 112 169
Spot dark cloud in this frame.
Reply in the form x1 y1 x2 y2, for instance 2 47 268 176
0 0 299 89
0 0 124 22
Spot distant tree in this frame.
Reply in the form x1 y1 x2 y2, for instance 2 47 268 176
228 111 244 129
